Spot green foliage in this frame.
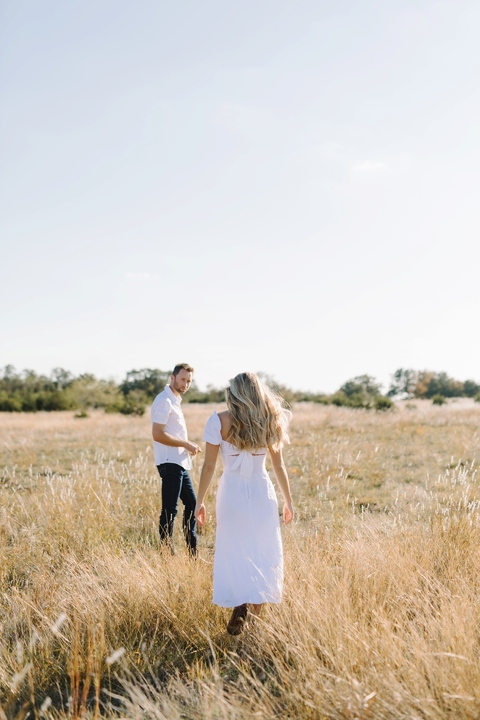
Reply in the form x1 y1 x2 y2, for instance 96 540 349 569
0 366 75 411
1 365 479 415
464 380 480 398
188 384 225 403
388 368 417 398
340 374 382 398
375 396 395 411
330 392 368 409
424 372 463 398
0 392 22 411
390 369 478 400
310 394 330 405
65 374 122 410
74 410 89 419
120 368 170 399
432 394 446 406
118 390 148 416
416 371 463 399
327 375 383 409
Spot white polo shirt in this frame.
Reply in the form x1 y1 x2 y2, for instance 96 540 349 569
150 385 191 469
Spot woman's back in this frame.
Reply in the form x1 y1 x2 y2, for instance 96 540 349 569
204 410 267 477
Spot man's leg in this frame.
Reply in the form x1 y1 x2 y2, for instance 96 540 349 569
179 469 197 556
157 463 183 551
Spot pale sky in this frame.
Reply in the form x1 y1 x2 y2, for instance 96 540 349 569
1 0 479 393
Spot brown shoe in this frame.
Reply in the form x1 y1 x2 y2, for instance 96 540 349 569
227 604 248 635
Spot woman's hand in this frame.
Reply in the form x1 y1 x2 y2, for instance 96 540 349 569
283 500 294 525
195 502 206 527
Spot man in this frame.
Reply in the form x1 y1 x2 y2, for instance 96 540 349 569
151 363 201 555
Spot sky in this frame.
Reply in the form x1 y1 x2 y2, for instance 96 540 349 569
1 0 479 393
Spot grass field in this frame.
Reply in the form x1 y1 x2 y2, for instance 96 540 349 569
1 400 480 719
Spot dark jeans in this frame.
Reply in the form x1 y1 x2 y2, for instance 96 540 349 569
157 463 197 555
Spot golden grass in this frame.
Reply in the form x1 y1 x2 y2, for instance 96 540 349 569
1 400 480 719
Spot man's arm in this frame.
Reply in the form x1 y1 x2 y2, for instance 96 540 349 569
152 423 201 455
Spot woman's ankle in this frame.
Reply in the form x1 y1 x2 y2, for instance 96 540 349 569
250 603 263 617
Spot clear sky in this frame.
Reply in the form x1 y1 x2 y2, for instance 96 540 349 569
1 0 479 393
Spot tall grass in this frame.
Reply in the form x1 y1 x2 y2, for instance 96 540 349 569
1 401 480 718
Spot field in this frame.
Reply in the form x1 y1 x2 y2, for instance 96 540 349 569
1 401 480 719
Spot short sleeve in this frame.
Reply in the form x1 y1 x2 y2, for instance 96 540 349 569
202 412 222 445
151 397 171 425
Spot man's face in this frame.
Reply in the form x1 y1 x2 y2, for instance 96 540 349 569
170 369 193 395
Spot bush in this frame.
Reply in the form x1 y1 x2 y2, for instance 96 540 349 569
340 375 382 399
0 392 22 412
474 394 480 403
375 396 395 411
120 369 170 399
432 394 446 406
311 394 330 405
464 380 480 398
188 385 225 403
118 390 148 416
330 392 371 409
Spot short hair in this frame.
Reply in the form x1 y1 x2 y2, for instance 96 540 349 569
172 363 194 377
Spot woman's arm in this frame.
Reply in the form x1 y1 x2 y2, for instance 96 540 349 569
195 442 220 526
268 446 294 524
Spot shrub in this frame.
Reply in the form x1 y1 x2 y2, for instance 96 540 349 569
120 368 170 399
340 375 382 399
432 394 446 406
474 394 480 403
311 394 330 405
330 392 348 407
375 396 395 411
0 392 22 411
464 380 480 398
118 390 148 416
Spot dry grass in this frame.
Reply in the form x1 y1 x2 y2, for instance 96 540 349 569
1 400 480 719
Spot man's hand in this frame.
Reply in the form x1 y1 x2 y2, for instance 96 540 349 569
184 441 201 456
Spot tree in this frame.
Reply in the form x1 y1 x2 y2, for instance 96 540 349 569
413 371 464 399
330 375 383 409
388 369 417 398
425 372 463 398
51 367 74 389
340 375 382 398
464 380 480 398
120 369 171 400
414 371 434 399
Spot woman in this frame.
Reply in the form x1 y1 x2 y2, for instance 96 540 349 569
195 372 294 635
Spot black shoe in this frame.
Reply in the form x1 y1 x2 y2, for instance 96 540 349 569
227 604 248 635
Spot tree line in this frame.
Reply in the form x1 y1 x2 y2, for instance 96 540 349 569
0 365 479 415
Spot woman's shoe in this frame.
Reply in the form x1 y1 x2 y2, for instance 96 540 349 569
227 604 248 635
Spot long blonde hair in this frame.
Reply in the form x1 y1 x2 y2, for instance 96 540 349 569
225 372 291 451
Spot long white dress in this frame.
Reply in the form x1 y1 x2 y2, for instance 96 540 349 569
202 412 283 608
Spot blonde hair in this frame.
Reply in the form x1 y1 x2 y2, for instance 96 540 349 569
225 372 291 451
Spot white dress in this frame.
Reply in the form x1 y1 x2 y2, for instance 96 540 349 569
202 412 283 608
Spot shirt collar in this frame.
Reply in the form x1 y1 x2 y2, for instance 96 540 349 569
165 384 181 404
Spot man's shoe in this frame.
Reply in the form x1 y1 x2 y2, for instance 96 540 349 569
227 604 248 635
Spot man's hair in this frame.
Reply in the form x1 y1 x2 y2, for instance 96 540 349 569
172 363 194 377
